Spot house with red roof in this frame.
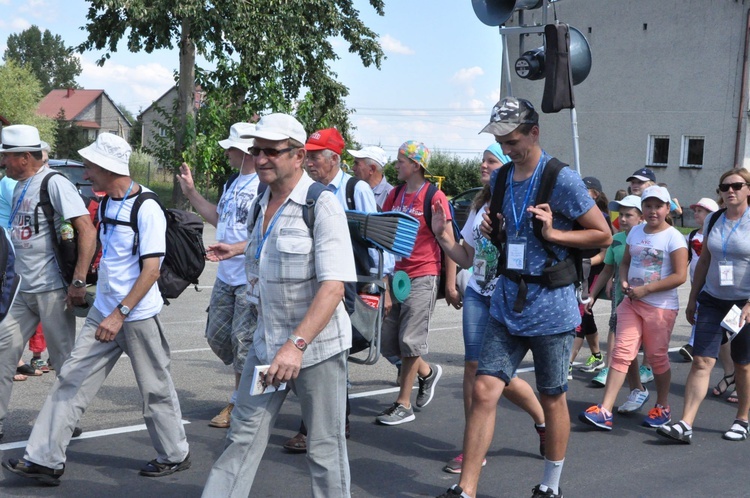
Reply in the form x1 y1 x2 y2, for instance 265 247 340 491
37 88 132 143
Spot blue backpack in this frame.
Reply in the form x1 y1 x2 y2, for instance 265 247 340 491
0 227 20 323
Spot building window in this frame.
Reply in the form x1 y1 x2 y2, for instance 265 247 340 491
647 135 669 166
159 128 167 137
681 136 704 168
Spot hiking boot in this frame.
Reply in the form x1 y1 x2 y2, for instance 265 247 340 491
617 388 650 413
591 367 608 387
535 424 546 457
579 404 613 431
442 453 486 474
416 364 442 408
722 419 749 441
531 484 563 497
437 484 469 497
30 357 50 373
579 354 605 373
642 404 671 427
639 365 654 384
656 421 692 444
139 453 191 477
208 403 233 428
376 402 415 425
678 344 693 362
2 458 64 486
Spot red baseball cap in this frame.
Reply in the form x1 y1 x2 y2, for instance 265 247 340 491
305 128 345 154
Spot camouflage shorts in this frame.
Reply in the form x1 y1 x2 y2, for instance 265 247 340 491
205 279 257 372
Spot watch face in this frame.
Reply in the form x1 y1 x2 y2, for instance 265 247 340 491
294 338 306 350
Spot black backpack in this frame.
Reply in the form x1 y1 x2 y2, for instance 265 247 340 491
0 227 20 323
36 171 101 286
99 188 206 303
488 158 587 312
391 182 463 299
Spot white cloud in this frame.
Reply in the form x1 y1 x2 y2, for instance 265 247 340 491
379 34 414 55
77 55 176 113
9 17 31 31
451 66 484 85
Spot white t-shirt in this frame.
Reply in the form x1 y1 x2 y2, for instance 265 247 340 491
686 230 704 282
460 205 500 296
215 173 260 286
94 187 166 321
625 224 687 310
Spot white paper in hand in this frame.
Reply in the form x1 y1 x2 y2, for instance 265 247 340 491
250 365 288 396
721 305 744 341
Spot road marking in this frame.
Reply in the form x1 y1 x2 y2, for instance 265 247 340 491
0 420 191 451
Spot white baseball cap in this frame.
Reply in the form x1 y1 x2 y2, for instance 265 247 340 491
78 133 131 176
608 195 642 212
246 113 307 145
218 122 256 151
347 146 388 167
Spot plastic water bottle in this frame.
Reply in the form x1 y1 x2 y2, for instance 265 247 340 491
60 221 75 242
358 282 381 309
60 220 77 273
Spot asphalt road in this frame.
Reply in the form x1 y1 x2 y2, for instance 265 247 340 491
0 224 747 497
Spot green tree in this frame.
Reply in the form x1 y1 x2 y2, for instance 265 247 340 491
53 110 86 160
384 151 482 197
0 60 56 149
77 0 384 207
4 25 82 94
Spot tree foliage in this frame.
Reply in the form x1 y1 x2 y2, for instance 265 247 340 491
0 60 56 149
78 0 385 206
4 25 82 94
384 151 482 197
53 110 86 160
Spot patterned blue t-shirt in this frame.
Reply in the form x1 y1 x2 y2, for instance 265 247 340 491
489 151 595 336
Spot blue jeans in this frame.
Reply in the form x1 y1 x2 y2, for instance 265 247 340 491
478 316 574 395
462 286 492 362
694 291 750 364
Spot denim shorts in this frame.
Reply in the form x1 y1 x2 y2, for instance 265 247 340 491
462 286 492 362
694 291 750 364
477 316 574 395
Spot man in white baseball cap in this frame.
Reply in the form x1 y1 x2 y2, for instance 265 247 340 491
4 132 191 484
0 124 96 442
348 145 392 208
177 122 262 429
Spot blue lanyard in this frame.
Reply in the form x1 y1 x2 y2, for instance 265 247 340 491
508 162 542 236
398 181 427 214
8 178 32 230
720 208 748 260
254 202 288 260
222 174 257 220
102 181 134 259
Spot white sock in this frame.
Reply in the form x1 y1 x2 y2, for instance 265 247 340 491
541 458 564 495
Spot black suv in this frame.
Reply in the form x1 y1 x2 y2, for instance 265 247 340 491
48 159 100 202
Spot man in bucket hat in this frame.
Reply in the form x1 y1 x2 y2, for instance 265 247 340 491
3 133 190 485
0 124 96 441
177 122 262 430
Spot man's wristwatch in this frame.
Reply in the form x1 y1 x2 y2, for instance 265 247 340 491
72 279 86 289
288 334 308 352
117 303 131 317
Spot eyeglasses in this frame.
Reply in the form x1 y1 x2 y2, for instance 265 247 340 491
718 182 749 192
248 146 295 158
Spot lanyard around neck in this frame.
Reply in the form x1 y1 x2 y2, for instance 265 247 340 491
102 181 135 258
508 163 542 236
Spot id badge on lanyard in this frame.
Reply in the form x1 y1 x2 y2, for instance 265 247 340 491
719 261 734 286
473 257 488 285
506 236 527 271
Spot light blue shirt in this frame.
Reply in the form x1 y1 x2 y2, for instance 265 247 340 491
0 176 19 228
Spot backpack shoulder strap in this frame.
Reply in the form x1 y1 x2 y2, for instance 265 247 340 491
303 182 328 230
705 208 726 239
345 176 360 211
687 228 699 263
488 162 513 242
532 158 567 261
423 183 438 235
222 172 240 198
128 188 162 256
34 171 64 235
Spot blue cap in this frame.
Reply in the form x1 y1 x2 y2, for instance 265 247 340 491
626 168 656 182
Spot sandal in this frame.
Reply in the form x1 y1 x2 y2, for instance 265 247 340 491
138 453 191 477
16 363 42 376
283 432 307 453
722 420 749 441
712 373 735 397
728 390 739 404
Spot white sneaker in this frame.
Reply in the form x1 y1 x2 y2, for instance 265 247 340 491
639 365 654 384
618 388 650 413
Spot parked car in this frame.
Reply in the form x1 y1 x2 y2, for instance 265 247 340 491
48 159 101 202
450 187 482 231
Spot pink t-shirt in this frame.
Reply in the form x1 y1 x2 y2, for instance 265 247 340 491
382 183 451 278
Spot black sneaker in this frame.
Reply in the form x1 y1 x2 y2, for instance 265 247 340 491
416 364 442 408
678 344 693 362
531 484 563 497
139 453 191 477
656 421 692 444
437 484 466 497
2 458 64 486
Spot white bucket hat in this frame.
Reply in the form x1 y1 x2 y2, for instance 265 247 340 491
218 122 256 151
78 133 131 176
0 125 50 153
347 146 388 167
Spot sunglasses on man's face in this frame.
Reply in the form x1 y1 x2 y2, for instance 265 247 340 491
718 182 750 192
248 146 295 158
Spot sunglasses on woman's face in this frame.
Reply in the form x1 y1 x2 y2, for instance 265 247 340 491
718 182 749 192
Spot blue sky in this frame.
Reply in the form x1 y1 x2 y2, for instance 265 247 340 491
0 0 511 159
